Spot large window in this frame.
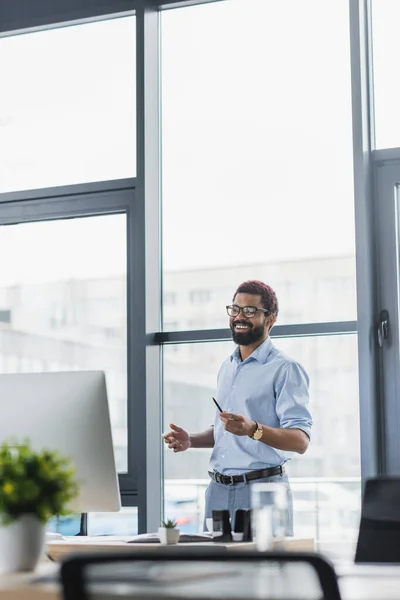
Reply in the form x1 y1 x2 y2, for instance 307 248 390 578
0 214 128 472
162 0 356 330
371 0 400 149
2 0 396 542
0 16 136 193
161 0 360 554
163 335 361 548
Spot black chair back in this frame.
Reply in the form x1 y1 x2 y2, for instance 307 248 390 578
355 476 400 563
61 548 342 600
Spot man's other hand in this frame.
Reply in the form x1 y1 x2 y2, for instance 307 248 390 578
220 412 255 437
162 423 191 453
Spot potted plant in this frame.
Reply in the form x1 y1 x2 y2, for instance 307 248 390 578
158 518 180 545
0 440 78 573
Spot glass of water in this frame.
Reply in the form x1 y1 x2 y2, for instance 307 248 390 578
251 482 289 551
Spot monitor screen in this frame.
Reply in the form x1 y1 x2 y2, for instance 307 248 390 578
0 370 120 513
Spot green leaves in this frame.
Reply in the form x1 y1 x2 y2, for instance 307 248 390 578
161 518 177 529
0 440 79 525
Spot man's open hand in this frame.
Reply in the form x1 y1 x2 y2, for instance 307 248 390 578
219 412 256 437
162 423 191 452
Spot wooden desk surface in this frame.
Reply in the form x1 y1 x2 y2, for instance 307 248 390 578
0 536 336 600
0 563 58 600
0 537 314 600
46 535 314 562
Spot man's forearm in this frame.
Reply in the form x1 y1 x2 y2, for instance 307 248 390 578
258 425 309 454
189 427 215 448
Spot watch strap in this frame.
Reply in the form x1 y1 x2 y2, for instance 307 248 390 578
250 421 259 439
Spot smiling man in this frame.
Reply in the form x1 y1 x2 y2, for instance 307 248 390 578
163 280 312 535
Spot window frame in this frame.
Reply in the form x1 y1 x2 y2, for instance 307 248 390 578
370 150 400 474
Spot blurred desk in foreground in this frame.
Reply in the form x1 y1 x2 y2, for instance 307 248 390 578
2 556 400 600
46 535 314 562
0 563 58 600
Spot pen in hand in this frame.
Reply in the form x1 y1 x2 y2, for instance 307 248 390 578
212 397 223 413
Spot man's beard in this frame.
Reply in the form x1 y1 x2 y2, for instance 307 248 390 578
230 321 266 346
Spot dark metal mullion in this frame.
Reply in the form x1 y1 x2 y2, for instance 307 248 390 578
135 1 162 533
156 0 223 9
0 2 137 36
0 179 136 205
0 191 135 226
269 322 357 338
119 197 141 497
151 321 358 345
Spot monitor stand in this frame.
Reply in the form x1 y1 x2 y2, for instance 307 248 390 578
75 513 88 536
45 513 88 541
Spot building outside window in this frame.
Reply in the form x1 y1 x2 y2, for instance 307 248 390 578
164 292 177 306
189 290 212 305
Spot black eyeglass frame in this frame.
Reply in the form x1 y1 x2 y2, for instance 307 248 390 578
226 304 269 318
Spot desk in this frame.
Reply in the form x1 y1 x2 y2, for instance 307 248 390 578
1 560 400 599
14 537 400 600
0 563 57 600
46 535 314 562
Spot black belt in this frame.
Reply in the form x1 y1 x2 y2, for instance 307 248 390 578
208 465 285 485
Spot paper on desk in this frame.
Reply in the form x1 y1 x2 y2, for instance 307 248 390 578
127 532 213 544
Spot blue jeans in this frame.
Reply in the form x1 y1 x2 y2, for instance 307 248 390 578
204 472 293 536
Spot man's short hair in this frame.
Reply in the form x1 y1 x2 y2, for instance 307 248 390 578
233 280 279 316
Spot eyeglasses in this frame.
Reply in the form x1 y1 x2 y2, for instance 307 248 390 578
226 304 269 318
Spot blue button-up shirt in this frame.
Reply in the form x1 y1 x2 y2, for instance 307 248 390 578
209 336 312 475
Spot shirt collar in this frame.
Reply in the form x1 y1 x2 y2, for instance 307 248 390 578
230 336 273 364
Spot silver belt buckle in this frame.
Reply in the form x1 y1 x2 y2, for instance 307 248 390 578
228 475 234 485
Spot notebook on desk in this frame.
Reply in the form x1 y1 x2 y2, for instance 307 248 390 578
127 532 214 543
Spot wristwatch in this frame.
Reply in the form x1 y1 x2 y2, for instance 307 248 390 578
250 421 263 440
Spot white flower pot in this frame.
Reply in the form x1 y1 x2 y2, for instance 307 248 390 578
158 526 180 545
0 515 46 573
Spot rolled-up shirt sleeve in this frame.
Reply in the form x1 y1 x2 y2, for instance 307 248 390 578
275 361 312 439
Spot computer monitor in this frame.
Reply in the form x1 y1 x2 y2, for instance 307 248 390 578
0 370 121 513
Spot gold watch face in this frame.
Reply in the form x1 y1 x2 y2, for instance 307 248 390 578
252 427 263 440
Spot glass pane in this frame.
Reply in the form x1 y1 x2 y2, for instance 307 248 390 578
162 0 356 329
47 514 82 536
88 507 138 535
163 335 361 557
48 507 138 535
0 16 135 193
0 215 128 472
371 1 400 149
